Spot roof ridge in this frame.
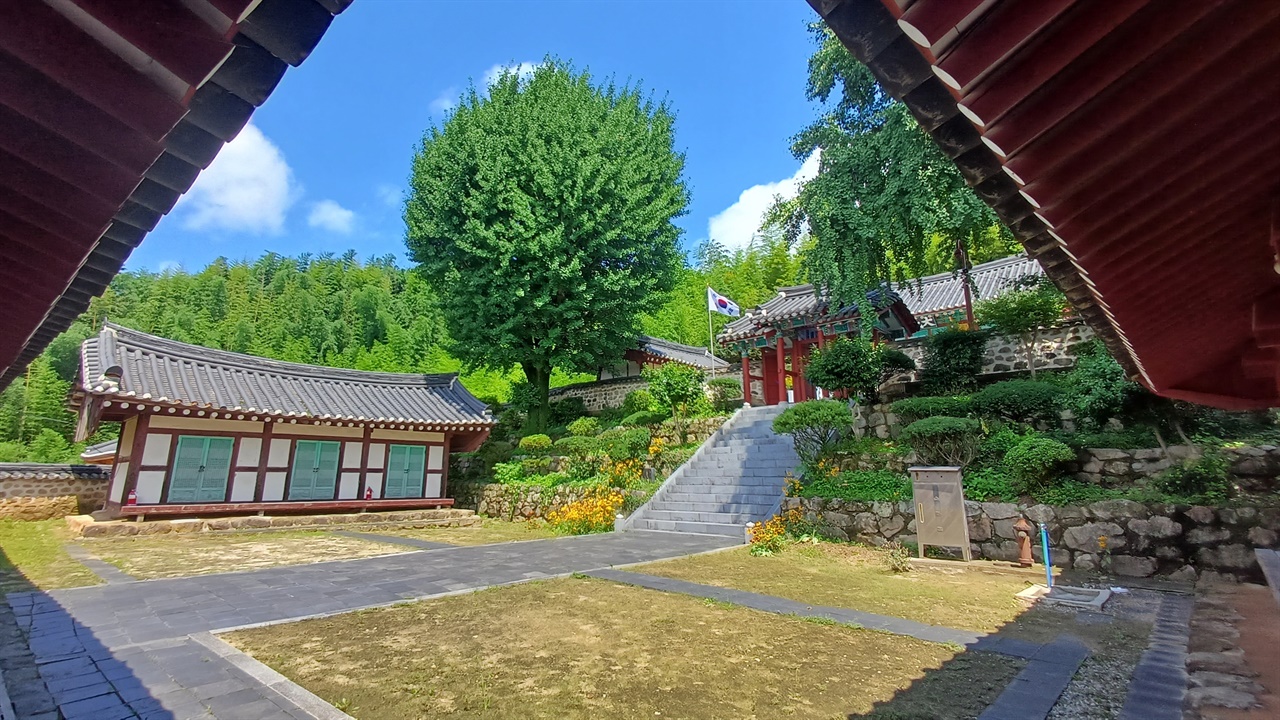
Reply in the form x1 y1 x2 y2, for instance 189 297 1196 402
99 322 460 387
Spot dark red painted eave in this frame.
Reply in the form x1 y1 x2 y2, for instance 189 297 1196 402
0 0 351 391
810 0 1280 409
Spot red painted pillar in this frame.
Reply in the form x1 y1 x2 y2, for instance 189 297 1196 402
793 342 807 401
775 336 787 404
740 351 751 407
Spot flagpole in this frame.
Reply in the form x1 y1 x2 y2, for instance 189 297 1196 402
707 287 716 379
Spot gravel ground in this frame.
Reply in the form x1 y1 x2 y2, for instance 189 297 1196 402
1045 586 1166 720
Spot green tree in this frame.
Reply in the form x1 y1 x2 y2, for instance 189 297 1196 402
27 428 74 463
642 362 705 444
975 279 1067 378
405 60 688 431
770 24 1009 330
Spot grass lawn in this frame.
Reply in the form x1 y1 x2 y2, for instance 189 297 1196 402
0 519 101 594
82 530 403 579
636 542 1034 633
225 576 1023 719
371 518 563 546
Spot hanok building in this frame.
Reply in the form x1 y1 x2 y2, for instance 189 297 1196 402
894 254 1044 335
598 335 729 380
719 287 918 405
72 324 494 520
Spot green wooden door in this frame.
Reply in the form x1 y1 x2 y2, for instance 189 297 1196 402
167 436 234 503
385 445 426 498
289 440 340 500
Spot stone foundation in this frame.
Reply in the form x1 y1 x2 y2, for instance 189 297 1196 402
67 508 477 538
0 496 80 521
895 321 1095 379
782 496 1280 582
548 377 649 413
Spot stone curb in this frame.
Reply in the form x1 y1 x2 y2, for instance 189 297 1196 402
978 636 1091 720
189 632 354 720
1117 593 1194 720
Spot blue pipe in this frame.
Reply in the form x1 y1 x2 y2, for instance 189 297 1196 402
1039 523 1053 588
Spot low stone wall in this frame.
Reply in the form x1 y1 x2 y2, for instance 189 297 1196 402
0 465 110 518
895 321 1095 379
1075 446 1280 493
782 496 1280 582
68 508 478 538
548 377 649 413
471 483 647 521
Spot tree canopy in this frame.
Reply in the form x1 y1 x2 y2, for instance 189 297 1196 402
405 60 689 431
769 25 1015 327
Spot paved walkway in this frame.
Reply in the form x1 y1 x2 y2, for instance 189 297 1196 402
62 544 135 585
5 530 739 719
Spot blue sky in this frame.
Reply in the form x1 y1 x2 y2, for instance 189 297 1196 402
133 0 824 272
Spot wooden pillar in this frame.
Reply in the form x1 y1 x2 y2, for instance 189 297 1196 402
775 336 787 404
253 420 273 502
122 413 149 504
740 351 751 407
792 342 806 402
355 423 373 500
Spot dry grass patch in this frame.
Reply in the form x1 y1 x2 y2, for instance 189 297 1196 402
372 518 562 546
81 530 402 579
226 577 1021 719
0 519 101 593
637 542 1032 633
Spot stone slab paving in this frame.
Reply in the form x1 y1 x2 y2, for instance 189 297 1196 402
5 530 739 719
977 636 1092 720
1117 592 1195 720
328 530 453 551
63 544 136 585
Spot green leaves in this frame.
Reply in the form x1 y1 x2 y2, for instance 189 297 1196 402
405 60 688 430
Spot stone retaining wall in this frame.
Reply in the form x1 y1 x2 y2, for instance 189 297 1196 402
782 496 1279 582
548 377 649 413
67 508 477 538
1075 446 1280 493
469 482 647 521
895 321 1095 378
0 466 110 519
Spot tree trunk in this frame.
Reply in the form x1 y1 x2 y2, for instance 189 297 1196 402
521 360 552 433
1025 331 1038 379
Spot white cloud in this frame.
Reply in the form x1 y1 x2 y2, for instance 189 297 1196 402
708 152 820 251
429 89 457 115
307 200 356 234
482 61 538 88
158 260 181 274
180 123 296 234
375 184 402 208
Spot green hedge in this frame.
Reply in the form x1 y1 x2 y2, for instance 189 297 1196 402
970 380 1062 424
1003 436 1075 494
900 416 982 466
801 470 911 502
773 400 854 465
891 396 972 424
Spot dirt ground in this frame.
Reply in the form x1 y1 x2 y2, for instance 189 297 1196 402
225 576 1024 720
81 530 403 579
636 542 1034 632
371 518 562 546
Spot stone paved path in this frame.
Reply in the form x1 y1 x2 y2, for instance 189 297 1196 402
327 529 453 550
6 530 739 719
63 545 135 585
1118 592 1194 720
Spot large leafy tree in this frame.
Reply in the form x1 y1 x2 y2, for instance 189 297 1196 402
770 25 1011 327
405 60 688 431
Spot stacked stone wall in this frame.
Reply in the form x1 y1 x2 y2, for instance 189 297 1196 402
894 321 1095 379
68 507 477 538
782 496 1279 582
466 482 647 521
0 474 108 519
548 378 649 413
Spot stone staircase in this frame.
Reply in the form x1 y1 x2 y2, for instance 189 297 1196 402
623 404 800 538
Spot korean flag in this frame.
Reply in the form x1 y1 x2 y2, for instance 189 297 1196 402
707 287 741 317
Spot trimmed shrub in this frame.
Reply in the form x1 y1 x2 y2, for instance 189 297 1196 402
493 461 524 484
707 376 743 412
599 427 652 461
805 336 882 401
900 416 982 466
920 329 987 394
772 400 855 466
891 396 972 424
567 416 600 437
553 435 601 457
976 427 1023 466
621 389 654 416
963 467 1017 502
620 410 669 427
800 469 911 502
517 434 552 453
970 380 1063 424
1003 436 1075 494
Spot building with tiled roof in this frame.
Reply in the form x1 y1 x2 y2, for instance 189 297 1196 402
600 336 729 380
73 323 494 519
893 254 1044 332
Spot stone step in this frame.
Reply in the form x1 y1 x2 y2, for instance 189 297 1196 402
642 509 765 524
649 500 774 515
682 467 795 479
675 474 786 487
661 491 782 505
629 518 744 538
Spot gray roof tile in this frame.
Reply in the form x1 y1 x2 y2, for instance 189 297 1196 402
894 254 1043 319
77 324 494 428
0 464 109 481
638 336 729 370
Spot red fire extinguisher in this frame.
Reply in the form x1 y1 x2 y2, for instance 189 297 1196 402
364 487 373 500
126 488 137 506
